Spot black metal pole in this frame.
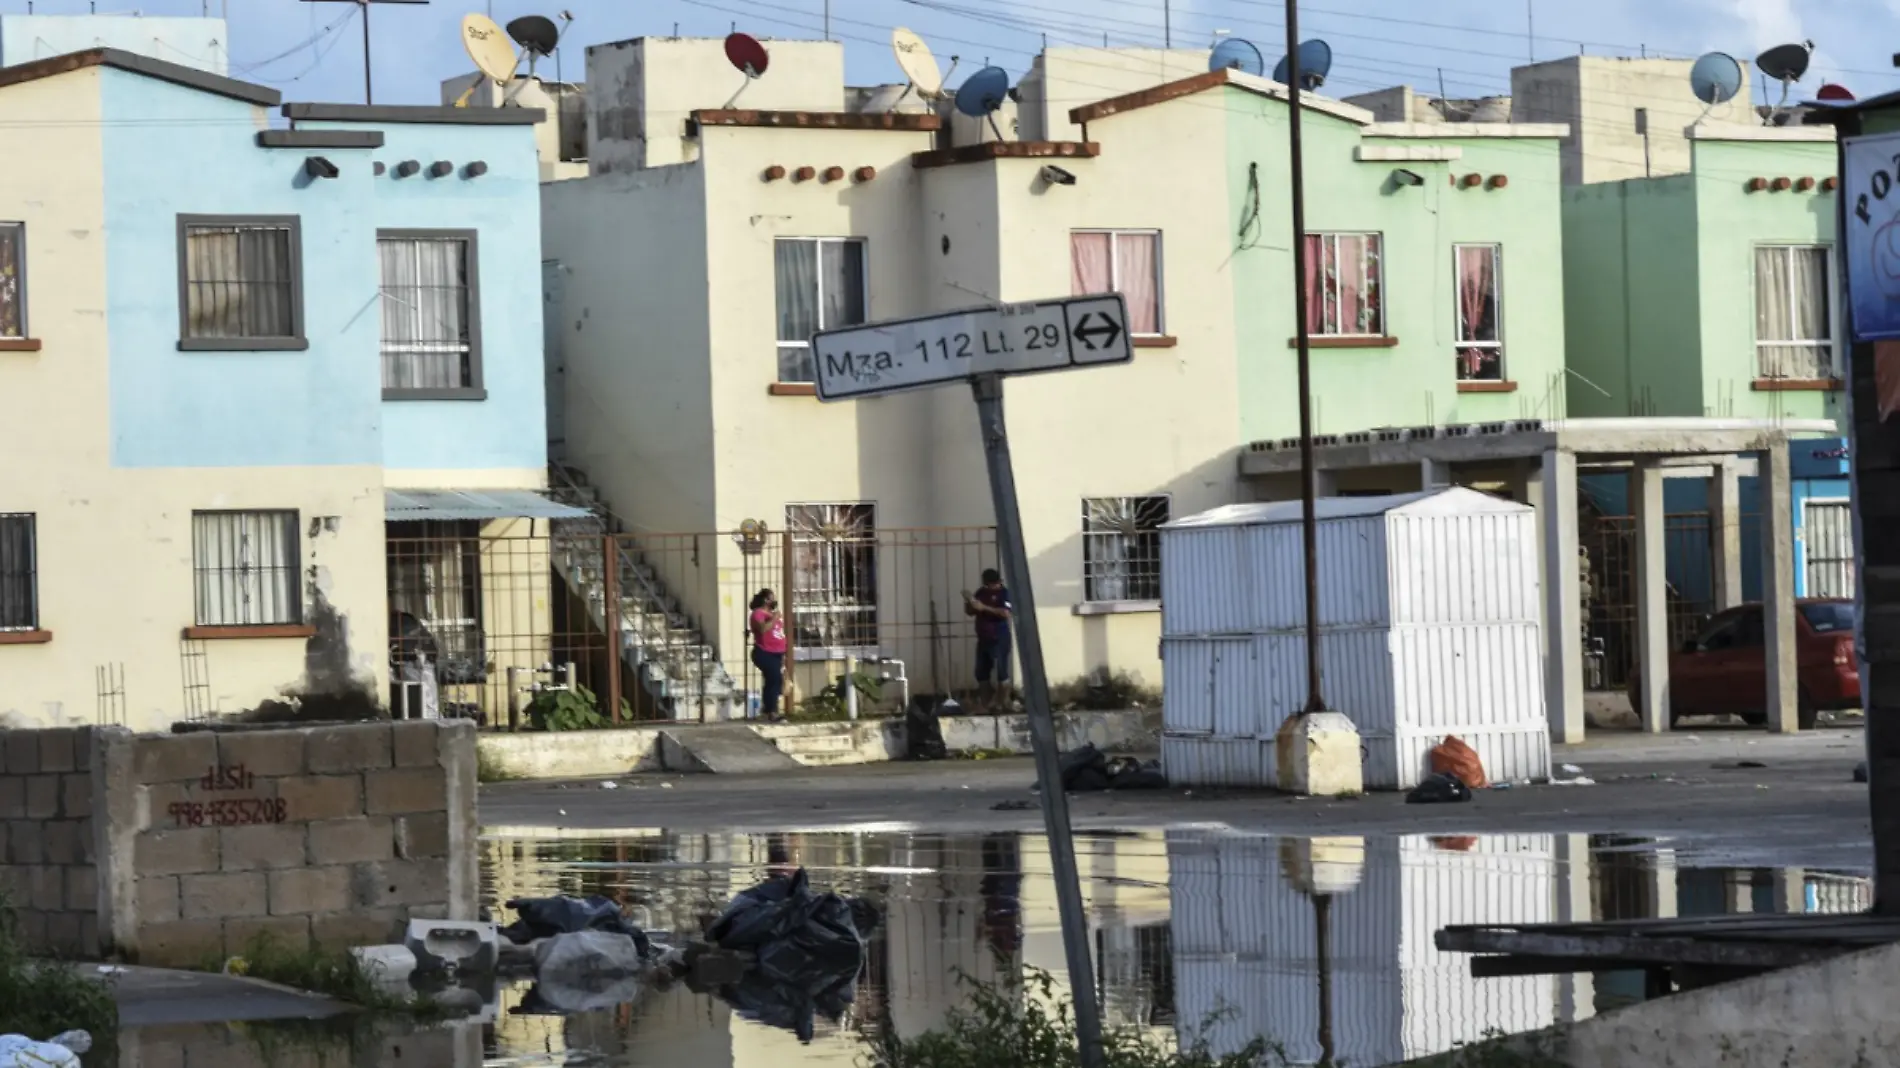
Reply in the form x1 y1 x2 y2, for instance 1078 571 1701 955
361 0 373 104
1284 1 1326 714
971 374 1106 1067
1315 893 1336 1068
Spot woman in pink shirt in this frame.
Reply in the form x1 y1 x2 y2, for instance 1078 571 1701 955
749 588 788 721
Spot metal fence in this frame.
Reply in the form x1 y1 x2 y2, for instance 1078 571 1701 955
1581 512 1753 692
386 522 998 727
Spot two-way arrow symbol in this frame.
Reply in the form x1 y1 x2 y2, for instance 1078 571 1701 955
1073 312 1124 351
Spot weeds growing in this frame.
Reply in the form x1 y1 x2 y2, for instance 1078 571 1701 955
0 893 117 1046
228 933 447 1021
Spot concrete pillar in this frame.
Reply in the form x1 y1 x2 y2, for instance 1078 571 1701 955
1650 848 1680 919
1554 833 1597 1023
1633 462 1671 733
1761 445 1800 733
1314 469 1339 497
1420 458 1452 490
1710 459 1745 610
1540 450 1586 744
1725 871 1753 914
1773 867 1807 914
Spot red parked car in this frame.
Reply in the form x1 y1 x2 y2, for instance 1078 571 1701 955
1631 599 1859 730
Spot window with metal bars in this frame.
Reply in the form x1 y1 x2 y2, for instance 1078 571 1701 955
178 216 303 348
191 511 301 627
385 520 486 683
1083 496 1169 603
379 231 481 395
0 222 24 339
786 503 878 654
1301 232 1385 336
0 513 36 631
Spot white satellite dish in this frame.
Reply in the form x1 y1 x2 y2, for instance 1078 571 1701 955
891 26 956 111
453 13 521 108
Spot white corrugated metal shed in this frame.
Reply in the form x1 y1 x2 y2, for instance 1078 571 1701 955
1163 487 1526 530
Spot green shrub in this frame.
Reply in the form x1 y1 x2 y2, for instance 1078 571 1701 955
1049 670 1160 712
524 684 629 731
794 670 885 721
0 894 117 1046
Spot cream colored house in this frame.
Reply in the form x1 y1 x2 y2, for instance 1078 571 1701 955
542 38 1246 703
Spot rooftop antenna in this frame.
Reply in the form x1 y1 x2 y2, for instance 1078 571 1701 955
1209 37 1264 77
724 31 769 108
502 12 571 103
1756 40 1814 123
1688 51 1743 121
452 12 519 109
891 27 954 111
954 65 1011 143
1272 38 1332 90
1817 82 1856 103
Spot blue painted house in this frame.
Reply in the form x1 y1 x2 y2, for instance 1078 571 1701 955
0 48 574 729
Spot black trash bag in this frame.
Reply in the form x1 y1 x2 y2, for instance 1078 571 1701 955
502 894 651 956
1406 772 1472 804
1107 756 1168 790
700 868 874 1043
906 697 948 761
1059 743 1113 791
713 955 859 1044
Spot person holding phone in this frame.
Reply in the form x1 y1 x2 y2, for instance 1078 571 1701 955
749 588 788 721
964 569 1014 709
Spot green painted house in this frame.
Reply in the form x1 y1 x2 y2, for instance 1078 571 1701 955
1561 126 1843 426
1205 79 1571 444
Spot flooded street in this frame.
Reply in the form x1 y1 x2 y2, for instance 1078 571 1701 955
468 827 1868 1067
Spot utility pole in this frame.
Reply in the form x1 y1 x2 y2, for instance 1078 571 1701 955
300 0 430 106
1283 0 1325 715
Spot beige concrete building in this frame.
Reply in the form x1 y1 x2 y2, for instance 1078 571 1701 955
539 38 1249 703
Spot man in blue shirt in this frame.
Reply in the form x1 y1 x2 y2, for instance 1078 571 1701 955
965 568 1013 709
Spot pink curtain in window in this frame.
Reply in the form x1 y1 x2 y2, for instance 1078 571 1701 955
1302 234 1323 333
1336 235 1365 333
1071 233 1112 295
1117 233 1159 335
1456 246 1492 377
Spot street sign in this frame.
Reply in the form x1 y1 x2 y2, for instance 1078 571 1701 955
811 293 1133 402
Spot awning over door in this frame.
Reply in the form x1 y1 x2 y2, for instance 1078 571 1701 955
384 488 592 522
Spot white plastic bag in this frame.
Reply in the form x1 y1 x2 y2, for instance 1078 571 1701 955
0 1034 81 1068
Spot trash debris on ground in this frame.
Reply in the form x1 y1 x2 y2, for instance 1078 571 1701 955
601 781 619 790
1405 772 1472 804
1429 735 1488 790
0 1031 89 1068
1560 763 1585 775
1856 761 1870 783
405 918 500 974
1042 744 1170 792
501 894 652 957
905 697 949 761
1550 776 1596 786
673 867 880 1043
992 798 1037 811
1713 760 1768 770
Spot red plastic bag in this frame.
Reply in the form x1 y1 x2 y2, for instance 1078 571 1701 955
1429 735 1488 790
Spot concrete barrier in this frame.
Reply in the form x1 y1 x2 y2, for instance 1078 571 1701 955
0 721 478 966
475 708 1161 781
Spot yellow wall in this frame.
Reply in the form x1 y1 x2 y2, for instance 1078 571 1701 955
0 69 388 731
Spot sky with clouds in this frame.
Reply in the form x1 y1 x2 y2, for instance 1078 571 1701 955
15 0 1896 109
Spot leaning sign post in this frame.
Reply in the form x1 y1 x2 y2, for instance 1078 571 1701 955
813 293 1131 1068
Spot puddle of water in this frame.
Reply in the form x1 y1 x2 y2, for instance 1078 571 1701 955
113 829 1871 1068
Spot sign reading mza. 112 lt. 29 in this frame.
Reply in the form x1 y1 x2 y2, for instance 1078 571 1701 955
812 294 1133 401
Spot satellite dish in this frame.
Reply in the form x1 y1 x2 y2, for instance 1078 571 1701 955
1756 40 1815 121
507 15 560 57
723 31 769 107
1689 51 1743 107
892 28 945 99
1818 82 1856 102
954 66 1010 117
1209 37 1264 77
461 13 519 85
1272 39 1332 90
725 32 769 78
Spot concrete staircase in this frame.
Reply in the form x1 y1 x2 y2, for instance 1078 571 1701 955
546 463 739 721
657 726 801 774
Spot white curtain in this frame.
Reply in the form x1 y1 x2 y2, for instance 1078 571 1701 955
193 511 298 626
775 240 819 382
0 223 21 339
1756 246 1830 379
1115 233 1160 335
0 513 34 630
184 226 294 339
1071 232 1112 295
380 237 472 390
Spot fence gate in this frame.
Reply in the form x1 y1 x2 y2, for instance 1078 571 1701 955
1581 512 1718 692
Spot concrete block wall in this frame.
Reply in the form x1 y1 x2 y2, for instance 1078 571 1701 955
0 727 107 956
0 720 477 967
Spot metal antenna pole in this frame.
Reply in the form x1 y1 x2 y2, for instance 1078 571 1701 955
1526 0 1534 63
1284 0 1326 714
1164 0 1171 48
361 0 373 104
971 373 1106 1068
